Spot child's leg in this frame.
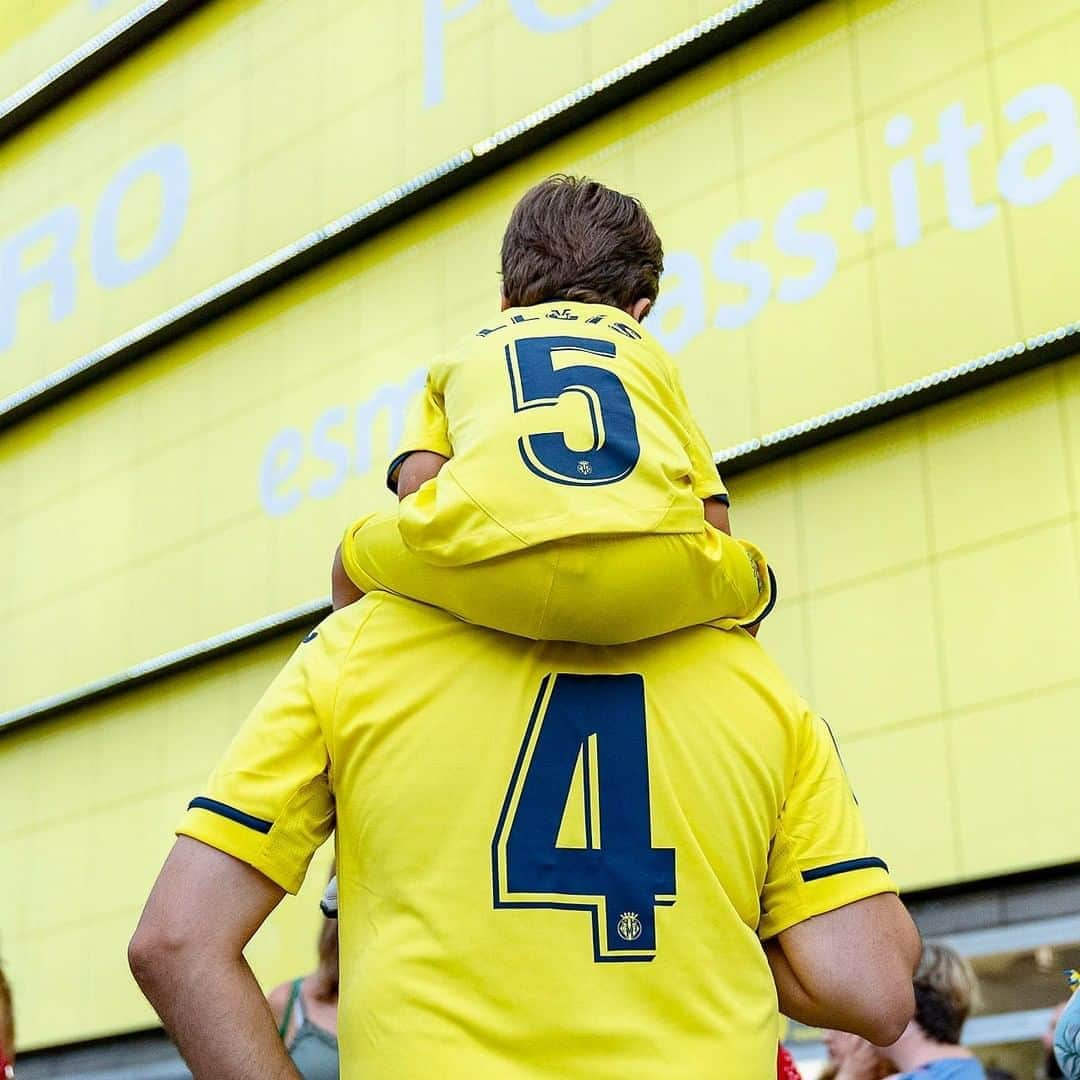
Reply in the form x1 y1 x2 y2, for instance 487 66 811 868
533 529 772 642
342 512 773 643
340 511 563 638
331 544 366 610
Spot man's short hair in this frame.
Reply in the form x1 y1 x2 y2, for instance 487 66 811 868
913 943 980 1045
500 175 664 310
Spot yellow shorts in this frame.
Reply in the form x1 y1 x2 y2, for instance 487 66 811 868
340 512 774 645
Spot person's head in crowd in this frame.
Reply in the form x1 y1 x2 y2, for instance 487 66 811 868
911 943 981 1045
879 943 981 1071
499 175 663 321
0 962 14 1078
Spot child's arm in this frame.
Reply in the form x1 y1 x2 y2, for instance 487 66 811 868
331 373 451 610
395 450 449 499
704 496 731 535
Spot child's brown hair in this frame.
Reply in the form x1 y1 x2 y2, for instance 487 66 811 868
500 175 663 310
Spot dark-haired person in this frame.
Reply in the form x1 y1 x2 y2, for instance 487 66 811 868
330 174 774 644
267 915 339 1080
878 943 986 1079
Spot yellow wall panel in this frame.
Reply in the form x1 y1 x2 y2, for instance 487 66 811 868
1 0 1076 429
0 633 334 1050
984 0 1077 52
937 520 1079 711
808 565 946 736
795 417 928 592
951 683 1080 879
0 1 135 101
842 721 960 891
732 359 1080 889
726 460 808 600
852 0 987 116
0 0 707 397
4 0 1080 714
924 370 1071 552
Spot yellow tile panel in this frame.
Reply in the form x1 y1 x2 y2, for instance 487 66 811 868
937 519 1080 710
731 459 807 600
806 565 945 737
951 684 1080 879
988 19 1080 338
734 2 855 172
842 721 960 890
753 260 880 432
984 0 1079 51
795 417 928 591
924 368 1070 553
852 0 988 116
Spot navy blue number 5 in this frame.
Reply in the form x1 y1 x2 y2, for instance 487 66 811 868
506 336 640 485
492 673 676 962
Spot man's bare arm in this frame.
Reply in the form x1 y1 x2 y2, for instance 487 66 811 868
765 893 921 1046
129 837 300 1080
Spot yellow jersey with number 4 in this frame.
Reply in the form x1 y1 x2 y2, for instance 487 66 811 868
389 301 727 565
178 595 896 1079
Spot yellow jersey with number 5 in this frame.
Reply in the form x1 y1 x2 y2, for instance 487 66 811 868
388 301 727 565
178 594 896 1079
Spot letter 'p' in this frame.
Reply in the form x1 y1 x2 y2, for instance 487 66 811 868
424 0 482 108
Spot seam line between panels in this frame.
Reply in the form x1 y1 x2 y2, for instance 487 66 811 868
0 0 212 143
0 0 816 432
1 321 1076 738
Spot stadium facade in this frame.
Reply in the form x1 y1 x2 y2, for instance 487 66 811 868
0 0 1077 1075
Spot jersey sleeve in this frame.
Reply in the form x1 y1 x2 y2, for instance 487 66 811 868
665 359 729 505
175 616 352 894
758 708 897 940
387 370 452 493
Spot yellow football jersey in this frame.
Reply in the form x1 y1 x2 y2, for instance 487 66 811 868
390 301 728 565
178 595 895 1079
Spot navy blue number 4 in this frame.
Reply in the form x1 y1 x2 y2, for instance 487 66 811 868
506 335 641 485
492 673 676 962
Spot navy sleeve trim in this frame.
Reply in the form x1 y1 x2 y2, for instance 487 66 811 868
385 451 413 494
188 796 272 835
801 856 889 883
709 493 731 506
